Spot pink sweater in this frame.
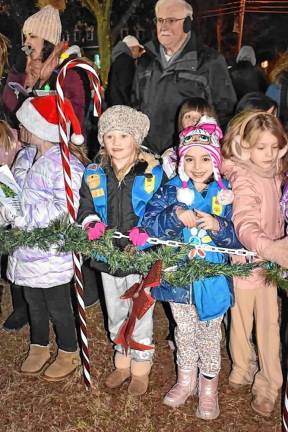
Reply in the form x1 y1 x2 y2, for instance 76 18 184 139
222 158 284 290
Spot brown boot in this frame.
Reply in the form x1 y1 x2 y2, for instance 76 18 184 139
42 349 81 382
21 344 51 376
251 395 275 417
105 352 131 389
128 360 152 396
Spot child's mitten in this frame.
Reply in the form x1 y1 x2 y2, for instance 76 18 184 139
129 227 149 246
86 221 106 241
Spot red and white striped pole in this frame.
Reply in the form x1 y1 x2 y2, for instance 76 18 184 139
283 382 288 431
56 59 101 388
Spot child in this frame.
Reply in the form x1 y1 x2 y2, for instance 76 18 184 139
235 91 278 116
221 110 288 417
0 94 86 381
177 97 217 132
77 105 163 396
162 97 216 179
142 118 238 420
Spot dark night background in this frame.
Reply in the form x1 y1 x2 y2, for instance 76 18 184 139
0 0 288 65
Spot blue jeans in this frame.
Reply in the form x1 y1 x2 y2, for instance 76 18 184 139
23 283 77 352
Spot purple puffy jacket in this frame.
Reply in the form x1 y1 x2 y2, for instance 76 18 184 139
7 145 84 288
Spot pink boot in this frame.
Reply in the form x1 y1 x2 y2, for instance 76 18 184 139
163 367 197 408
196 373 220 420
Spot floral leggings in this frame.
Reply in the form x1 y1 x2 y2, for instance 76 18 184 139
170 302 223 376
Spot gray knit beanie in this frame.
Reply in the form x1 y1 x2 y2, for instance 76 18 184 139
98 105 150 147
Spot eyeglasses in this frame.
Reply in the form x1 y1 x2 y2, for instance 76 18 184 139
153 17 186 26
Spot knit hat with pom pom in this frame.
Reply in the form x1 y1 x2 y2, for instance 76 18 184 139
177 116 234 206
23 0 66 45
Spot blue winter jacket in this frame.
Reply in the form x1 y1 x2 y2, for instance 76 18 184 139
142 176 241 320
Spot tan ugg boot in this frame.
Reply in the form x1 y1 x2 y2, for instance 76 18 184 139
42 349 81 382
251 395 275 417
128 360 152 396
105 352 131 389
20 344 51 376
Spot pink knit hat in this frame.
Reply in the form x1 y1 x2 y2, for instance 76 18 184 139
177 116 233 205
23 0 65 45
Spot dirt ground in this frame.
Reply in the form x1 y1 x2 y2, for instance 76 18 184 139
0 283 283 432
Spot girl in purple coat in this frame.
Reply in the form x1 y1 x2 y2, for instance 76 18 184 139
0 94 87 382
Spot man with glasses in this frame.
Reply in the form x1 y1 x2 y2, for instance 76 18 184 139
133 0 236 155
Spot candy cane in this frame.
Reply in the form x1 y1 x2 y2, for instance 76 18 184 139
56 59 101 388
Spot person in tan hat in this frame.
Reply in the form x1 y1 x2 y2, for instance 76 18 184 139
105 35 145 107
2 0 99 332
78 105 164 396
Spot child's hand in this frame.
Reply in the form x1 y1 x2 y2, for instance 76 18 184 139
176 208 196 228
195 210 220 232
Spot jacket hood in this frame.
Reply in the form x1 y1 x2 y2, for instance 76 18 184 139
236 45 256 66
143 33 214 69
111 41 132 62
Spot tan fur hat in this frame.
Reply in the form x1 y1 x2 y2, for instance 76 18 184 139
98 105 150 147
23 0 65 45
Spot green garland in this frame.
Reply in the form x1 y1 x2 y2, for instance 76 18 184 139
0 219 286 288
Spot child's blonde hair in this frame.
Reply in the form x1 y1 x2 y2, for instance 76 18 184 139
0 120 17 152
222 110 288 174
177 97 216 131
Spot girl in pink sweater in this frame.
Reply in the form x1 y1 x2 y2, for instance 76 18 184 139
221 110 288 418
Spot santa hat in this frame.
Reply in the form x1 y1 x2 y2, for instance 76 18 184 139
177 116 233 206
16 95 84 145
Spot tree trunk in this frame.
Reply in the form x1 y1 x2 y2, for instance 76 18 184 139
216 15 223 52
81 0 112 87
96 13 111 86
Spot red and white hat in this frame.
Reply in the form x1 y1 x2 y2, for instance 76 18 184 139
16 95 84 145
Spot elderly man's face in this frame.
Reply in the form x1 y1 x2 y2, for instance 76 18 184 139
156 1 188 55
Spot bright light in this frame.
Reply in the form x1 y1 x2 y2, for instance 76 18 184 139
261 60 269 69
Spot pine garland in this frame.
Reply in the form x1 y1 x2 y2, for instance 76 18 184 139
0 219 286 288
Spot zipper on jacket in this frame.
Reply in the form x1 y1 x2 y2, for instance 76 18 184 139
189 283 192 305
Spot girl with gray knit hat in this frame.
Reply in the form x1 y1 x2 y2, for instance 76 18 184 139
77 105 164 396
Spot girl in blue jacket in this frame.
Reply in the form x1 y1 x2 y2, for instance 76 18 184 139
142 117 238 421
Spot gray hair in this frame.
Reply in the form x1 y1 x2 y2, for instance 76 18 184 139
155 0 193 18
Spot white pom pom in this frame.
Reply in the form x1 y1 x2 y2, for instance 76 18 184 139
217 189 234 205
176 187 195 206
71 133 84 145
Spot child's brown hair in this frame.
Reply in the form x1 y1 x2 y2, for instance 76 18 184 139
177 97 216 131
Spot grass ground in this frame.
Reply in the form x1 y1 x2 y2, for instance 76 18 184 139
0 283 282 432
